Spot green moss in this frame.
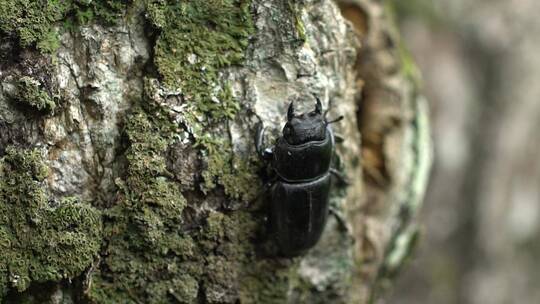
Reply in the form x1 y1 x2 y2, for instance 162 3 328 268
0 0 127 52
144 0 259 202
0 1 69 49
1 0 327 302
77 0 128 25
239 259 300 304
147 0 252 100
12 76 57 113
288 0 307 43
86 95 198 302
0 147 102 299
199 211 260 302
88 112 262 302
3 0 259 200
21 0 288 301
197 133 260 202
35 29 62 54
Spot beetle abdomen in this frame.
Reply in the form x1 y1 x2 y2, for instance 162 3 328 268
271 173 331 256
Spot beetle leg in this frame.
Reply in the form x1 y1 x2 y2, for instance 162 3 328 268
330 168 350 186
328 207 355 246
255 122 274 161
328 206 350 233
326 115 344 125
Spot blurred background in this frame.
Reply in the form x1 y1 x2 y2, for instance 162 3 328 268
388 0 540 303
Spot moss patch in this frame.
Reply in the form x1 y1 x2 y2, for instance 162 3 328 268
239 259 300 304
0 0 127 52
2 0 301 302
288 0 307 43
199 211 258 302
0 147 102 298
146 0 252 106
197 133 260 201
87 84 263 302
2 0 260 199
11 76 57 113
145 0 259 202
86 92 193 302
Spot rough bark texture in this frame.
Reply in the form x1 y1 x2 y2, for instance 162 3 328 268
0 1 431 303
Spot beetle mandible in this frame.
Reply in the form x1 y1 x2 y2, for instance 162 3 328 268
256 96 344 257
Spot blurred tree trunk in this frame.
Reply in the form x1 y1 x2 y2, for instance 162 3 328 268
0 0 431 303
389 1 540 304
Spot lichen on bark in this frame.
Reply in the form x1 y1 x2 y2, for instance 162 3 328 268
144 0 260 202
84 1 264 302
0 0 127 53
0 147 102 298
10 76 58 113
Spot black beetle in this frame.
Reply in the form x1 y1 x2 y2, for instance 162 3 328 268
256 97 344 257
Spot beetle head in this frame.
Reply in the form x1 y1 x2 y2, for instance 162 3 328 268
283 99 326 145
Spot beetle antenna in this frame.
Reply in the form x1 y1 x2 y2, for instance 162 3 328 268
287 101 295 121
326 115 344 125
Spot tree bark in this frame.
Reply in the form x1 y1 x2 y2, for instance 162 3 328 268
0 0 431 303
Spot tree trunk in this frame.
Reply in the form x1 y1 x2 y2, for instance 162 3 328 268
0 0 431 303
389 1 540 303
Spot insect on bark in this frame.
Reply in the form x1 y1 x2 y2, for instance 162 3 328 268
256 96 345 257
